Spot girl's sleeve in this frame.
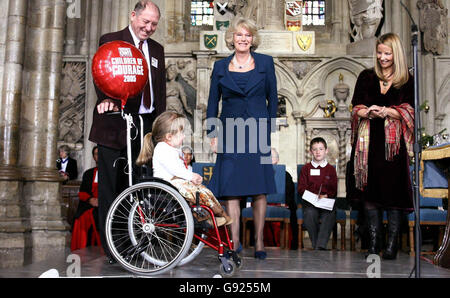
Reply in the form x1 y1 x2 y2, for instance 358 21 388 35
160 149 193 181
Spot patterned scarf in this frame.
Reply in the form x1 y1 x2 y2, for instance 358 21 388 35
385 103 415 160
351 103 415 190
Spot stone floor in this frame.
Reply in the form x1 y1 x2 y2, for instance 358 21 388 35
1 244 449 278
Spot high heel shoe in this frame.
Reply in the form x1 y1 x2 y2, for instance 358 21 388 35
254 251 267 260
235 243 243 254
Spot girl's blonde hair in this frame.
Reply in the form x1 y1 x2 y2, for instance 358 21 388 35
224 17 260 51
373 33 410 88
135 111 186 166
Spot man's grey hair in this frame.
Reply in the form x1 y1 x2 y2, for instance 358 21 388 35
134 0 161 17
59 145 71 155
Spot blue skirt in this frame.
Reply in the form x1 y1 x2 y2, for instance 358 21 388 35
208 114 276 198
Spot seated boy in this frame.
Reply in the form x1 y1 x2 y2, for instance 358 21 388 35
298 137 338 250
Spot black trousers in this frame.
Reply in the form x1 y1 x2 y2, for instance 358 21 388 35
303 202 336 249
97 112 156 258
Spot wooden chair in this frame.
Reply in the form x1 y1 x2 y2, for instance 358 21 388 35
407 196 447 256
332 209 347 250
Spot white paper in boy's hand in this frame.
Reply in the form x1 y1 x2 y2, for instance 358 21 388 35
302 190 335 211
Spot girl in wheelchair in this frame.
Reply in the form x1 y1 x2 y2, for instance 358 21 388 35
136 111 232 227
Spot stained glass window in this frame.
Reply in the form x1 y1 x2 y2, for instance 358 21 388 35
302 0 326 26
190 1 214 26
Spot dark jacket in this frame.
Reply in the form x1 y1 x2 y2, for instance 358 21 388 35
206 52 278 135
56 157 78 180
89 27 166 150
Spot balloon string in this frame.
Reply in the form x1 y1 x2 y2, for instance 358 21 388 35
121 95 128 110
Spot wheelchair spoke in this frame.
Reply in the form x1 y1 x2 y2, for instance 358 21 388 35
106 181 194 275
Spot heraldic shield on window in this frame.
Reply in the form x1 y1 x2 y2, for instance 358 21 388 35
191 1 214 26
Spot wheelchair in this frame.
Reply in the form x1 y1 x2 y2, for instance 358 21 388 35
105 112 242 276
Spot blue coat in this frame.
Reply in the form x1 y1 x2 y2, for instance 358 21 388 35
207 52 278 133
206 52 278 198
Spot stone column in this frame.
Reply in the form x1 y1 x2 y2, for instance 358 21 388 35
193 51 216 162
118 0 130 29
0 0 29 269
19 0 69 264
83 0 102 170
111 0 120 32
331 0 342 43
304 126 313 163
341 0 351 44
292 111 304 168
65 16 78 55
174 0 185 42
337 123 349 176
382 0 392 34
79 0 90 55
401 0 412 58
265 0 284 30
100 0 113 35
391 0 402 35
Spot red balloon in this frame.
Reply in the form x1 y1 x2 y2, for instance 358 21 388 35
92 40 149 108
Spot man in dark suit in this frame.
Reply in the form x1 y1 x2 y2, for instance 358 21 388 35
56 145 78 183
88 0 166 263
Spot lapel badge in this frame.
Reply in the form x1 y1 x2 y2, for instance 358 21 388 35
204 34 218 49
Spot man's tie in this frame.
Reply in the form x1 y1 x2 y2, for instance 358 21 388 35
138 41 151 109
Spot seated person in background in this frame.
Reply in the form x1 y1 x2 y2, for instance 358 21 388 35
181 145 195 172
298 137 337 250
57 145 78 183
135 111 232 227
271 147 298 250
71 146 101 252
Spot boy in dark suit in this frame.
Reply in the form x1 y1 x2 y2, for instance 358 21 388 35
298 137 338 250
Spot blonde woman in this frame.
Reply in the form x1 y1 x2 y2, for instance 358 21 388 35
206 17 278 259
349 33 414 260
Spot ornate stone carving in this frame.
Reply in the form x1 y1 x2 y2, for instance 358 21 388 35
280 60 321 80
348 0 383 41
319 100 337 118
166 62 193 117
417 0 448 55
334 73 351 117
166 59 197 129
227 0 259 23
58 62 86 147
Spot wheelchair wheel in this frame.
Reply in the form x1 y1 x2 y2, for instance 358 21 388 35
178 232 206 267
106 181 194 275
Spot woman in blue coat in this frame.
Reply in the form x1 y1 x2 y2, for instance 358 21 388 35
206 17 278 259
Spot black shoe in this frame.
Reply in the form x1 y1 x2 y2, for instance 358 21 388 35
366 208 382 255
254 251 267 260
383 209 402 260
